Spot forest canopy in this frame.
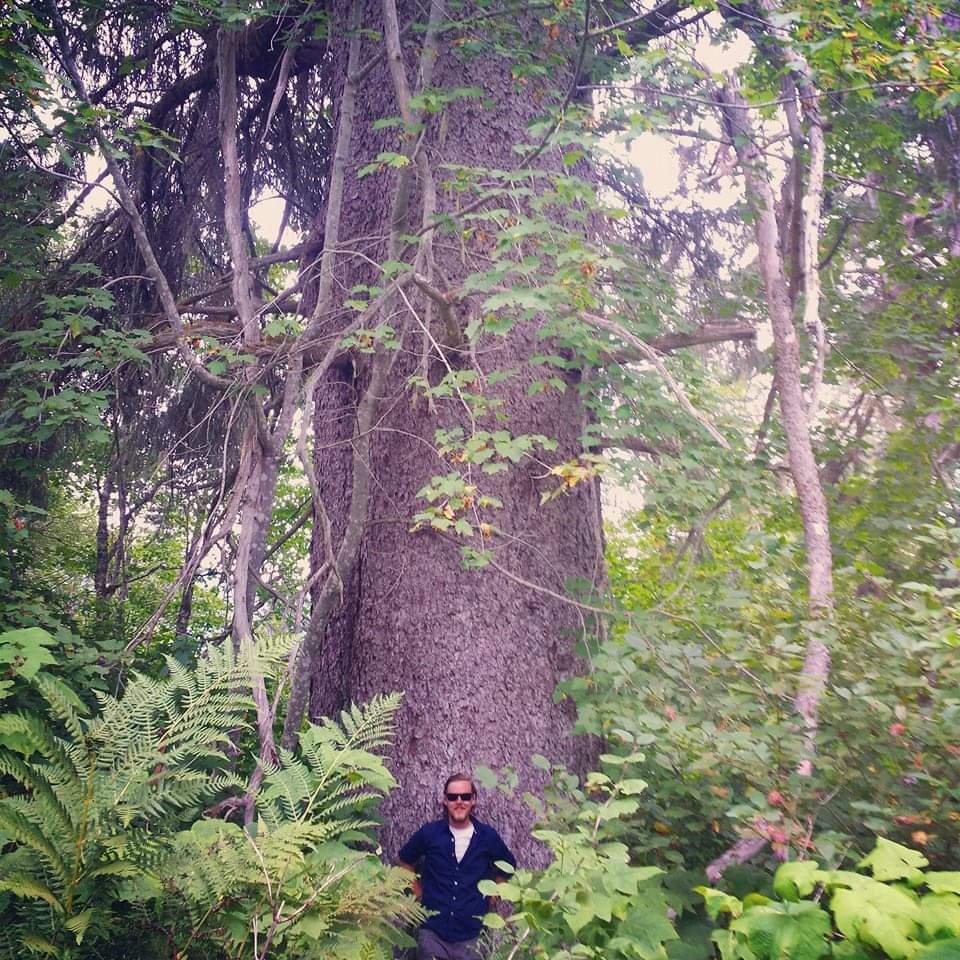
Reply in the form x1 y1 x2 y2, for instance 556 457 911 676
0 0 958 957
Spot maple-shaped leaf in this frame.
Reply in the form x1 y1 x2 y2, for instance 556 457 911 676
919 893 960 940
831 880 921 960
730 901 831 960
859 837 929 885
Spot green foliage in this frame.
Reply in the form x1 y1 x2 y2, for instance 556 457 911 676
2 1 959 958
699 839 960 960
0 641 418 958
0 640 257 955
587 505 960 873
481 761 677 960
157 693 423 959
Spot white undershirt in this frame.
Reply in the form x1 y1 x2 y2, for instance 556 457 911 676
450 822 474 862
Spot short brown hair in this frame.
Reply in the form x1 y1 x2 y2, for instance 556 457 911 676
443 772 475 795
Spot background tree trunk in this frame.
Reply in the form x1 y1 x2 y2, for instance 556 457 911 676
304 2 604 864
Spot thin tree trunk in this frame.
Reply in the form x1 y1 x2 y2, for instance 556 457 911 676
718 80 833 769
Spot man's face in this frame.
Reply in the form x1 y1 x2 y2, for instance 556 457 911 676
443 778 476 825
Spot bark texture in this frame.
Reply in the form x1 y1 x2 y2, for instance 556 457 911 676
303 2 604 864
718 82 833 770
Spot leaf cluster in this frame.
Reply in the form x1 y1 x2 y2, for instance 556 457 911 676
699 837 960 960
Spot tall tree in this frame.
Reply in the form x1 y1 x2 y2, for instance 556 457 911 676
287 0 606 860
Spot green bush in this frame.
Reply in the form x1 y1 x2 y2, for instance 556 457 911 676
479 759 678 960
698 838 960 960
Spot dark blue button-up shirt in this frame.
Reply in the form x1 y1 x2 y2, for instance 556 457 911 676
398 817 517 942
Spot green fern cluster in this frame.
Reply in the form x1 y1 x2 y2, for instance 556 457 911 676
0 642 258 955
159 692 424 958
0 639 419 959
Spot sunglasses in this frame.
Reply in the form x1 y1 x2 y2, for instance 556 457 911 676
445 792 474 802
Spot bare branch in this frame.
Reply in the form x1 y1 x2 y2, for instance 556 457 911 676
45 1 231 391
217 21 260 345
605 322 756 361
705 834 769 883
582 311 730 448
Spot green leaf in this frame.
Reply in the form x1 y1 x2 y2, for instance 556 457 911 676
296 912 330 939
65 907 95 943
697 886 744 921
473 765 497 788
774 862 826 901
858 838 928 884
731 901 831 960
0 875 64 913
919 894 960 939
0 627 57 679
927 875 960 895
20 934 58 956
830 881 921 959
913 940 960 960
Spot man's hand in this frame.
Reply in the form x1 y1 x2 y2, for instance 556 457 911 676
399 860 422 900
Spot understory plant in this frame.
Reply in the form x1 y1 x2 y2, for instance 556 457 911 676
581 513 960 873
479 758 678 960
0 634 420 958
698 837 960 960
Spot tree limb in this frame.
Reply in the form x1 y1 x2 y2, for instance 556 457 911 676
581 312 730 448
605 322 756 361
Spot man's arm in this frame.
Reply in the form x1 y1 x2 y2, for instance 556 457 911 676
397 826 427 902
487 831 518 908
398 859 423 901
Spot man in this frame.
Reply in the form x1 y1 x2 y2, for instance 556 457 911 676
398 773 517 960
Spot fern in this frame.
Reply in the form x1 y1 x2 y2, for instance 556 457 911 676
0 640 271 957
157 693 421 958
0 643 414 959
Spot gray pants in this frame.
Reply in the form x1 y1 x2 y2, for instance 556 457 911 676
416 927 481 960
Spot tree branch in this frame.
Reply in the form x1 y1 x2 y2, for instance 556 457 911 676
46 1 231 392
581 312 730 448
605 322 756 361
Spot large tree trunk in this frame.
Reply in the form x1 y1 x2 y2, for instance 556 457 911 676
304 2 603 864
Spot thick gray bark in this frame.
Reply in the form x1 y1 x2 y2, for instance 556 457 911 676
302 2 604 864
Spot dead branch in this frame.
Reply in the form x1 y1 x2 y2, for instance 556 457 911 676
605 322 756 361
582 311 730 448
46 1 231 392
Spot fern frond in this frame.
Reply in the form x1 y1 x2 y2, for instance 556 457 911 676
0 749 75 836
31 673 88 741
63 906 96 942
258 756 315 825
18 933 58 956
0 875 64 914
0 805 68 882
0 712 85 787
336 693 402 753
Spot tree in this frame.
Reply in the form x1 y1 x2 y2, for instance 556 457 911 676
9 0 955 885
280 0 745 858
4 0 740 863
286 1 607 860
